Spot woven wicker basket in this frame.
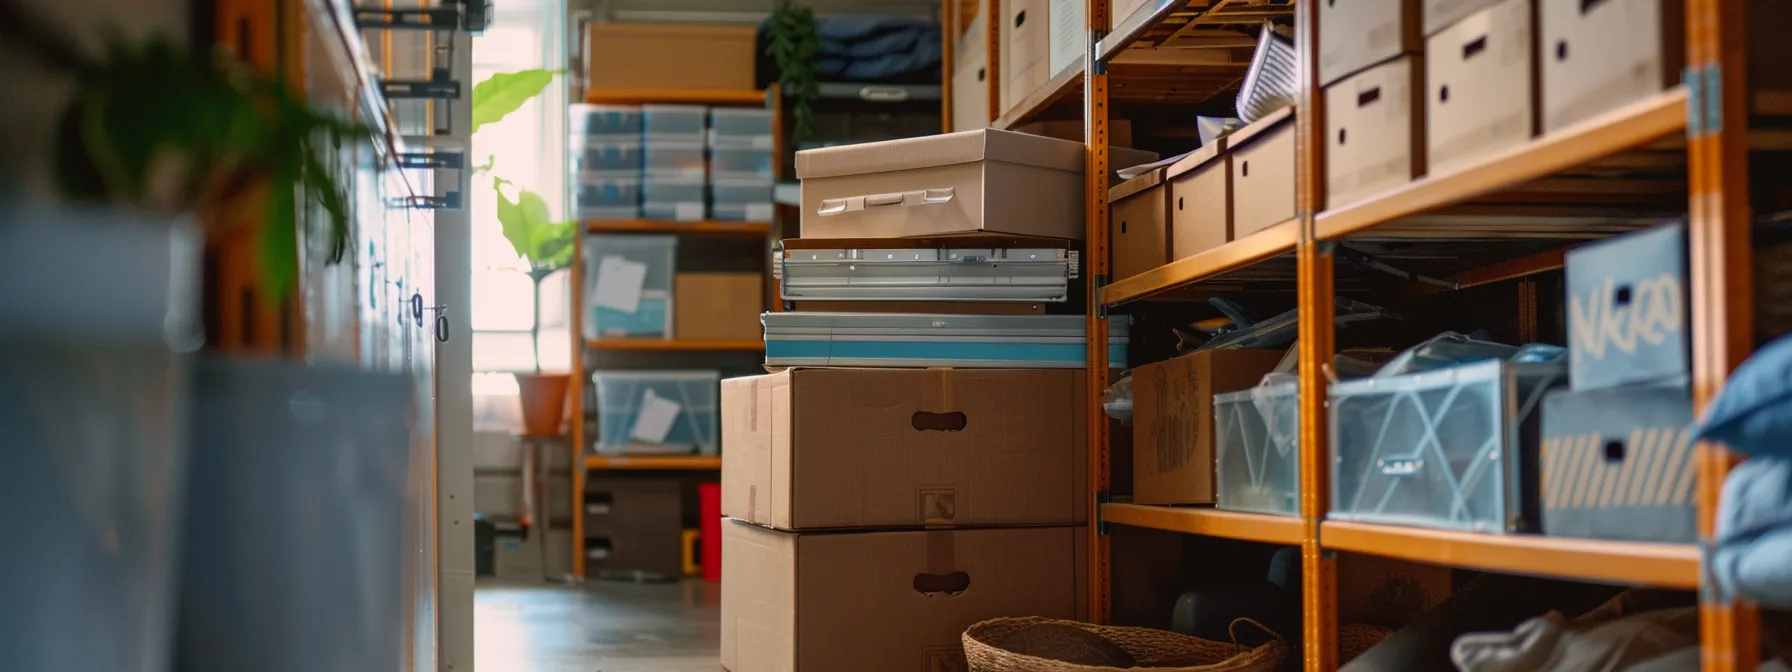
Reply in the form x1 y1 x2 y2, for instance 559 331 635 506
1338 623 1396 664
963 617 1289 672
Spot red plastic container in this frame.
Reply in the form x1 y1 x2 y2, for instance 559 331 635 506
699 482 722 582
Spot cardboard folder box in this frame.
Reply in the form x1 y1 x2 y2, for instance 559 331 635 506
585 23 756 92
1133 349 1286 506
1168 139 1230 261
674 273 763 341
720 367 1087 530
1318 0 1421 86
721 522 1087 672
1109 167 1172 282
1325 55 1426 210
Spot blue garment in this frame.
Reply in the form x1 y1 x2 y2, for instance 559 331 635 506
1712 455 1792 609
1694 331 1792 456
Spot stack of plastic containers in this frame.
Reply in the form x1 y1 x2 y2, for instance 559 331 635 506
570 104 643 220
707 108 776 222
641 105 708 221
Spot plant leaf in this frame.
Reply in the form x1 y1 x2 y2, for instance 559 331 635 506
492 175 574 273
471 69 558 133
261 168 299 301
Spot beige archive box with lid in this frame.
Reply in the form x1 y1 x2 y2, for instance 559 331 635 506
795 129 1086 240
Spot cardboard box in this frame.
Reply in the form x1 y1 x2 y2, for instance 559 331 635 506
796 129 1085 240
721 368 1087 530
675 273 763 341
1017 119 1134 148
1540 381 1696 544
1325 55 1425 210
1132 350 1285 506
1566 222 1688 391
1426 0 1536 174
952 10 991 132
583 478 682 537
1109 169 1171 281
1423 0 1507 36
585 23 755 92
721 522 1087 672
1167 140 1230 261
1229 111 1298 238
1004 0 1051 114
1318 0 1421 86
1049 0 1084 76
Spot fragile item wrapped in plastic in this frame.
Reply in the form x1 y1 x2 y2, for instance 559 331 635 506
1197 297 1398 351
1374 332 1567 378
1102 371 1133 423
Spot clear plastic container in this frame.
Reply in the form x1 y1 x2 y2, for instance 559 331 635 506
591 370 720 456
643 179 704 205
1214 383 1300 516
643 142 706 180
642 202 708 222
642 104 708 141
707 147 775 182
570 138 642 175
709 108 776 148
1328 359 1566 533
578 204 642 220
570 104 643 136
573 175 640 211
584 235 676 338
709 179 773 222
710 201 774 223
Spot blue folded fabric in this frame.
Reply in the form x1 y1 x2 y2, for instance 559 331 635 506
1713 455 1792 609
814 15 936 43
1693 332 1792 456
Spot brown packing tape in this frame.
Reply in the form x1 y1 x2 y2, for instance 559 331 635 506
748 485 758 526
928 367 956 411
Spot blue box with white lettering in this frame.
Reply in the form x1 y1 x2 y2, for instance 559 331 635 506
1539 380 1697 544
1565 222 1688 391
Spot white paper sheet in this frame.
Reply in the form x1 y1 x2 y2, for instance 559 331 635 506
629 388 682 444
593 254 648 314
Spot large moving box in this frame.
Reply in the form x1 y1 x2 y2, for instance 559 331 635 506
585 23 755 92
1133 349 1286 505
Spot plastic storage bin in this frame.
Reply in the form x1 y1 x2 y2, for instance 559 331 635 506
573 176 641 220
584 235 675 338
642 105 708 141
591 370 720 456
1328 359 1566 533
709 108 775 148
709 180 773 222
643 142 706 180
571 104 643 136
643 180 706 221
570 139 643 175
708 147 775 181
1214 382 1300 516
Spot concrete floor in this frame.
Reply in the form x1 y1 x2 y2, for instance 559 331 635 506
475 578 721 672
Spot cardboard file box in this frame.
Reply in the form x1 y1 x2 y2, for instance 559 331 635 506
674 273 762 341
1318 0 1422 85
1540 381 1696 544
1325 55 1425 210
1003 0 1050 114
1423 0 1508 36
720 368 1087 531
721 523 1086 672
952 9 990 132
1426 0 1537 174
1049 0 1084 76
1565 222 1688 391
1229 109 1298 238
1167 140 1230 260
585 23 755 92
796 129 1085 240
1109 168 1171 281
1132 349 1286 506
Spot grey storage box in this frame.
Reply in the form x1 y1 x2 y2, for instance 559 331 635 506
1214 382 1300 517
1566 222 1688 391
584 478 683 538
763 312 1129 369
1540 381 1697 543
1328 359 1565 533
777 235 1077 303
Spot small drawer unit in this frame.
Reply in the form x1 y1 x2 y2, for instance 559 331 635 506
584 234 675 339
709 108 775 148
590 370 721 456
1325 54 1425 210
1214 382 1301 517
707 146 775 182
585 527 684 580
1426 0 1537 174
1328 359 1566 533
1318 0 1421 86
1565 222 1687 391
1539 381 1696 544
643 142 706 181
570 139 643 175
570 103 644 137
1108 168 1170 282
573 176 641 220
584 478 682 537
1229 111 1297 238
642 104 708 141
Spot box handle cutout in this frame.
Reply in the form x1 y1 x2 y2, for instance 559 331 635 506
1604 439 1626 463
1615 284 1633 306
585 492 615 514
816 188 955 216
912 411 968 432
1377 457 1423 476
1357 86 1382 108
977 67 986 82
1178 197 1185 210
913 571 971 597
866 192 905 207
1014 9 1026 28
1440 85 1450 103
1120 219 1128 234
1462 35 1488 60
1241 161 1250 177
1580 0 1610 15
1338 128 1348 145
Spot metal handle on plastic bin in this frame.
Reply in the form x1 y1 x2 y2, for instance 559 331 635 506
1377 458 1424 476
858 86 911 102
816 188 955 216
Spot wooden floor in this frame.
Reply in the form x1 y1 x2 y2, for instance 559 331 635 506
475 578 720 672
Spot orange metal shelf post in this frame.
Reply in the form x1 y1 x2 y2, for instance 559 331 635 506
1084 0 1113 626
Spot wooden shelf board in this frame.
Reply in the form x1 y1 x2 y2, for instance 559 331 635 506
1316 86 1688 241
1102 503 1306 545
1321 521 1700 589
995 58 1086 130
1102 217 1298 305
585 455 722 470
585 220 771 236
587 339 764 352
584 89 767 106
1097 0 1195 62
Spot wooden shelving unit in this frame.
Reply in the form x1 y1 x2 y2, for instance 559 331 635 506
1057 0 1763 669
584 88 768 106
584 455 724 470
585 219 772 236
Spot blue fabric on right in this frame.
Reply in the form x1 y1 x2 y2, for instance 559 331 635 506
1712 455 1792 609
1693 332 1792 455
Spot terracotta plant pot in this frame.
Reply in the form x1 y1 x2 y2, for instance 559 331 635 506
514 372 571 438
